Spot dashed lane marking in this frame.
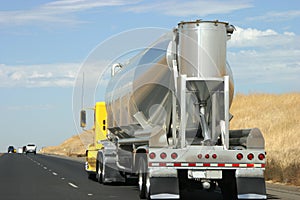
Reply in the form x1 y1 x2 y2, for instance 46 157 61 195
68 182 79 189
26 155 82 192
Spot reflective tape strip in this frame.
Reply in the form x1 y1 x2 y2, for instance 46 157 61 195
149 162 265 168
181 163 189 167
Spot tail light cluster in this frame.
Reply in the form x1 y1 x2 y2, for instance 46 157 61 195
149 152 178 160
149 152 266 161
237 153 265 161
199 153 218 159
149 152 219 160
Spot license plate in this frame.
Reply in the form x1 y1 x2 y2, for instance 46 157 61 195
188 170 222 179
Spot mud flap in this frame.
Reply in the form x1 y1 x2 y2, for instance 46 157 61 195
150 177 180 199
236 169 267 199
103 156 125 183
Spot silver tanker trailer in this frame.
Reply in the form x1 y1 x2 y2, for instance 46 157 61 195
81 20 266 199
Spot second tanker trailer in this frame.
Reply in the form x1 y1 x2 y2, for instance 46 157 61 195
81 20 266 200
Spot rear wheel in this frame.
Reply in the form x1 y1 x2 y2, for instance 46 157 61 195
97 155 104 183
138 156 150 199
88 173 96 180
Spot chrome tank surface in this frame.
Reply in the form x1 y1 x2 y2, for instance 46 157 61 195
105 34 174 137
177 20 234 104
105 20 234 140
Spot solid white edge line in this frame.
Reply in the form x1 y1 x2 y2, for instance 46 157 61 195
68 182 79 189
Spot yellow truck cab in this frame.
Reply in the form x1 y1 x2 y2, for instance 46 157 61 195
84 102 107 179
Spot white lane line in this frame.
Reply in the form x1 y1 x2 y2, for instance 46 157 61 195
49 169 52 172
52 172 58 176
43 167 47 169
61 177 65 180
68 182 79 189
88 194 93 196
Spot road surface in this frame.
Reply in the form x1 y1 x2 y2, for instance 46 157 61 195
0 153 299 199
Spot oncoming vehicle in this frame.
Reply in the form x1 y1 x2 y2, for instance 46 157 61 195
8 146 16 153
25 144 37 154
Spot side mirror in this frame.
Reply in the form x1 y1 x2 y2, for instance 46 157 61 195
80 110 86 128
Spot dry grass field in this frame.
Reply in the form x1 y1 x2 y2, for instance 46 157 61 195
41 93 300 186
230 93 300 186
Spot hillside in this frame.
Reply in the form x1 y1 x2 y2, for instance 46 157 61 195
230 93 300 186
40 129 94 157
40 93 300 185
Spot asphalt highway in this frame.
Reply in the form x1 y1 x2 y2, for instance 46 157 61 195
0 153 299 200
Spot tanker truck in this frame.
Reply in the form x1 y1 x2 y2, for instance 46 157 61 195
80 20 266 199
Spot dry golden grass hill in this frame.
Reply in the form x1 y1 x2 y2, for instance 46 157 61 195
40 129 94 157
230 93 300 186
40 93 300 185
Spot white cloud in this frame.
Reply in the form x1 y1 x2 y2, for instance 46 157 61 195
0 63 80 88
0 0 252 26
125 0 252 17
45 0 133 12
0 0 139 26
227 26 300 93
0 60 112 88
247 10 300 22
228 26 299 48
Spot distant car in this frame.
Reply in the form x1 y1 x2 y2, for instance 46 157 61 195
8 146 16 153
25 144 37 154
17 147 24 154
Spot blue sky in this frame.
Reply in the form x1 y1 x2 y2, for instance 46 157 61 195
0 0 299 152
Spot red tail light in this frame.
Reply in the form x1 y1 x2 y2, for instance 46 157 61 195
171 153 178 159
212 154 217 159
197 154 202 159
258 153 265 160
236 153 243 160
160 152 167 159
205 154 210 159
149 152 156 159
247 153 254 160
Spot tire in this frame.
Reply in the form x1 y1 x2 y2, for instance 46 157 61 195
88 173 96 180
138 156 150 199
97 155 104 184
